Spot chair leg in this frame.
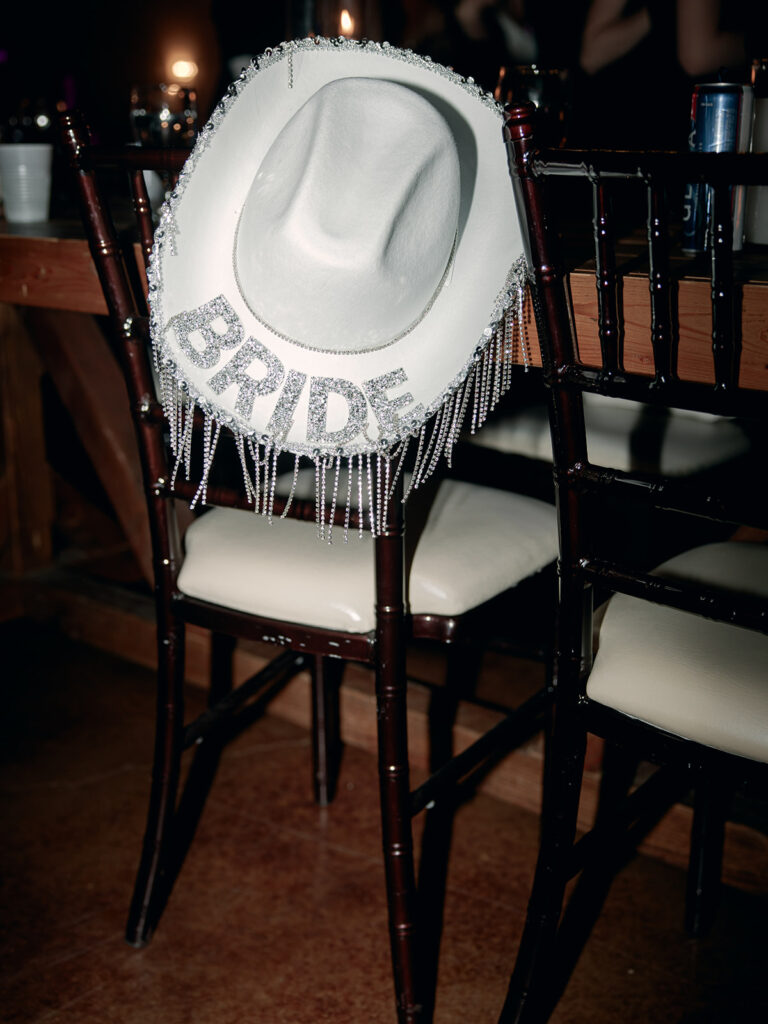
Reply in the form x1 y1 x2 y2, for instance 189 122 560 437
500 699 587 1023
209 630 235 707
311 655 343 806
594 741 638 827
685 779 729 937
375 640 420 1021
415 643 481 1021
125 617 186 947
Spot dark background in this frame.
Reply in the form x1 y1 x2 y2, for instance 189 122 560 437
0 1 587 145
1 1 765 154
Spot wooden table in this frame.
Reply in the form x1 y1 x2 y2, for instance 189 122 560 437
569 252 768 391
0 225 151 582
2 224 768 581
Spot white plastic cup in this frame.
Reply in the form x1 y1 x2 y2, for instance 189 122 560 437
0 143 53 224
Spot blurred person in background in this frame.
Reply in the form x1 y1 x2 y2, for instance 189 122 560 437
571 0 765 150
398 0 539 92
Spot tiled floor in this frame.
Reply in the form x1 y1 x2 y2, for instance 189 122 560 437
2 618 766 1023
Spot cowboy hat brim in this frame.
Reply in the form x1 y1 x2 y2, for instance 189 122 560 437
149 36 526 501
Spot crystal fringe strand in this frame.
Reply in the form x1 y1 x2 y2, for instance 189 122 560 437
281 453 301 519
343 454 354 542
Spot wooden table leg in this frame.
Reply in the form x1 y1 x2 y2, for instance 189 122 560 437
26 307 155 584
0 303 55 583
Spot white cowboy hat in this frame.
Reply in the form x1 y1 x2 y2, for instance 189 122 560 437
149 36 527 526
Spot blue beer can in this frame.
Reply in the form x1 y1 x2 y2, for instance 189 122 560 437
682 83 753 254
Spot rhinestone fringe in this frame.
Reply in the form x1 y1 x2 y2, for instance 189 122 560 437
160 292 529 541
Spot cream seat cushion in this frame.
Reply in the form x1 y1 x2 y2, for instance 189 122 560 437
177 479 558 634
465 394 750 475
587 542 768 762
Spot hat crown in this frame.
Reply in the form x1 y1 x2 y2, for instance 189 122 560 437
234 77 461 353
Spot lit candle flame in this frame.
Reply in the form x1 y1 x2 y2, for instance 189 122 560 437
339 9 354 37
171 59 198 81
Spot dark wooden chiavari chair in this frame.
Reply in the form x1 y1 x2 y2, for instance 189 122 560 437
60 105 561 1024
500 102 768 1022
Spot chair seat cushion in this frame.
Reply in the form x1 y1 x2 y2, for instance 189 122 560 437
177 479 557 633
465 394 750 475
587 542 768 762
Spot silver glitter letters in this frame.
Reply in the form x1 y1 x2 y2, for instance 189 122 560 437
266 369 307 442
167 295 243 369
307 377 367 447
363 368 424 437
208 337 285 418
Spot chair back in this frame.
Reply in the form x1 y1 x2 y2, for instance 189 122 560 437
504 102 768 666
499 106 768 1024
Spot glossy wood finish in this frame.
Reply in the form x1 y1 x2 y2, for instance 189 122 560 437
502 102 768 1024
